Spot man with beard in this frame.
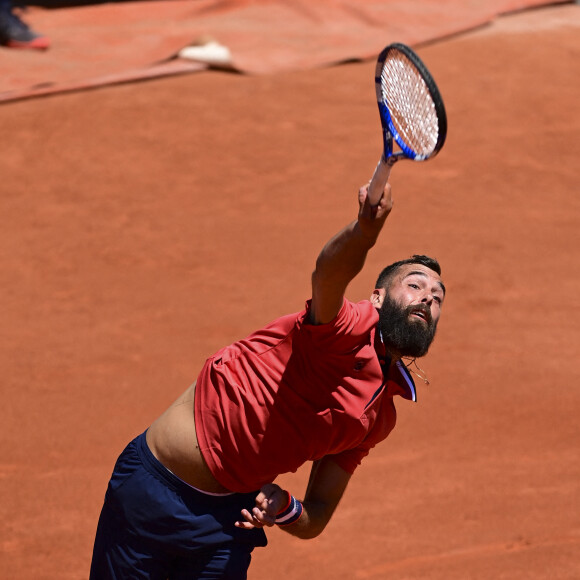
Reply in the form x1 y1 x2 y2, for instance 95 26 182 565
90 181 445 579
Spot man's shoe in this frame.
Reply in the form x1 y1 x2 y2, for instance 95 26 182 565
0 10 50 50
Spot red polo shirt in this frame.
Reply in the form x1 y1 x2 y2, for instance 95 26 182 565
194 298 417 493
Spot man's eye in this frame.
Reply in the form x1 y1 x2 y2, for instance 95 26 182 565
409 284 419 290
434 296 442 304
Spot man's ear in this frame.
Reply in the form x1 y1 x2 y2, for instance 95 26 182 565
370 288 386 308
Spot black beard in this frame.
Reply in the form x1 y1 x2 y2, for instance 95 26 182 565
378 295 438 358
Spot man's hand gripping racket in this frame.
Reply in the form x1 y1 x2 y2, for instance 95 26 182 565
367 43 448 206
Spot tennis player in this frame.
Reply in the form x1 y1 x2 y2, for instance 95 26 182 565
90 180 445 579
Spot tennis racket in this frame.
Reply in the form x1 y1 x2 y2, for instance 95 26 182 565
367 43 447 206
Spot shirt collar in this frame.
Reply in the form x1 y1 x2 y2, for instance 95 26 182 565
390 360 417 402
376 329 417 402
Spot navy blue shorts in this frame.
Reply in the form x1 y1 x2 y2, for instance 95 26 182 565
89 432 268 580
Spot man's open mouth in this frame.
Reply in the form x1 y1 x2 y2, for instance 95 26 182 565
409 308 431 324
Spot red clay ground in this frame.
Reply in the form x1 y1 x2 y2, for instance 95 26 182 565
1 4 579 579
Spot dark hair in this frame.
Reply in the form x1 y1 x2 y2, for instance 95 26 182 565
375 255 443 291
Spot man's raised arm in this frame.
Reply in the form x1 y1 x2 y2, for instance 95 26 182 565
310 183 393 325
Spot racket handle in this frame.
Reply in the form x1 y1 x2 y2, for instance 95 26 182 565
368 156 393 206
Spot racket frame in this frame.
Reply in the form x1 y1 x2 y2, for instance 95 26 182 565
368 42 447 205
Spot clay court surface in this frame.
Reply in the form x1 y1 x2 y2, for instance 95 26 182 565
1 2 579 579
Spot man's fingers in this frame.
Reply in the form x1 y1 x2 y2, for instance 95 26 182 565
253 507 275 526
235 507 274 530
234 509 254 529
234 521 254 529
235 509 262 529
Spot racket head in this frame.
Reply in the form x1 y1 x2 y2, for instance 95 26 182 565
375 43 447 162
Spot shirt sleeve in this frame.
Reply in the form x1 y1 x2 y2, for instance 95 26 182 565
299 298 379 354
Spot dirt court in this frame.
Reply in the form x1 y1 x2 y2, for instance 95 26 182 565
1 4 579 579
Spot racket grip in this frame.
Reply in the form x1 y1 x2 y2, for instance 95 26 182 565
368 156 392 206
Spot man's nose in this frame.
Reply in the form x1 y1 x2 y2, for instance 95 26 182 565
421 293 434 305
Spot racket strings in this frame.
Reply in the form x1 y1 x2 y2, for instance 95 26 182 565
380 54 439 156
